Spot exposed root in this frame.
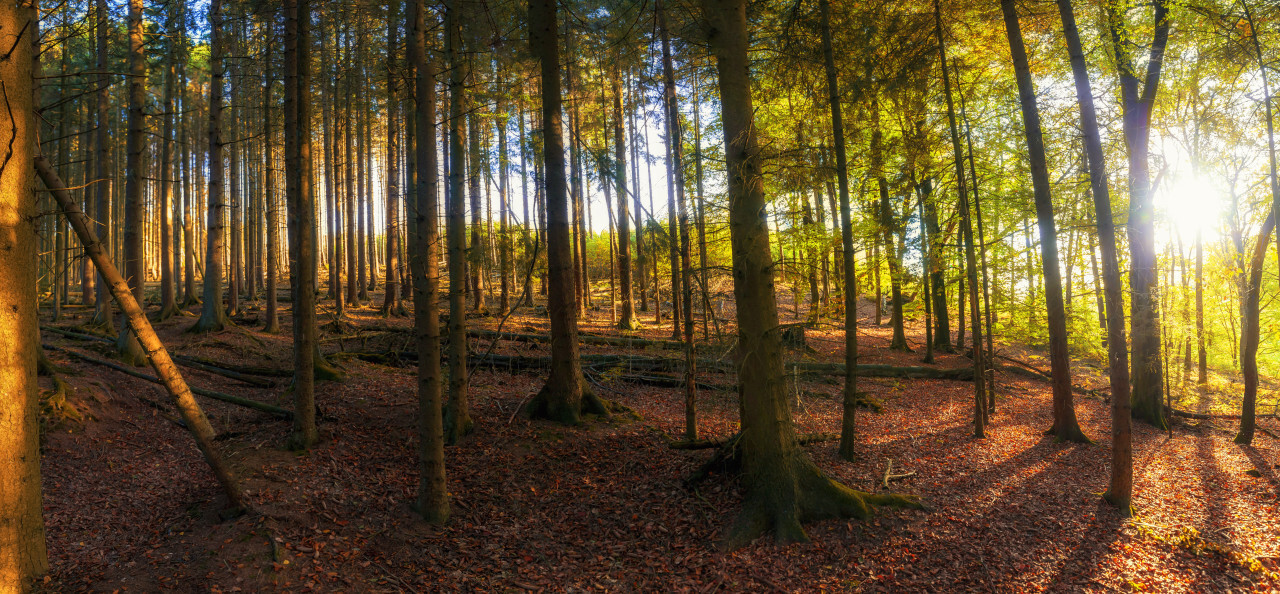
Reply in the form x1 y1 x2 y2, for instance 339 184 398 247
523 378 626 426
721 453 925 550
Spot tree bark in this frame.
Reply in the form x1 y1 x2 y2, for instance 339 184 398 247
818 0 860 462
382 4 404 318
1058 0 1134 513
524 0 610 425
1 2 49 582
444 0 473 441
410 0 448 524
1108 0 1170 430
613 74 638 330
704 0 920 550
1002 0 1088 443
284 0 319 449
193 0 233 333
935 0 985 438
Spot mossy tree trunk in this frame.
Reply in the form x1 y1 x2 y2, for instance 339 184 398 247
703 0 920 550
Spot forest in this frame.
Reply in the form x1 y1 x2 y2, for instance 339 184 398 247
1 0 1279 590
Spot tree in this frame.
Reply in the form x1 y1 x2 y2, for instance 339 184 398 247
382 2 405 318
703 0 920 549
444 0 473 441
0 1 48 585
818 0 860 462
117 0 147 366
410 0 448 523
1108 0 1170 430
1057 0 1134 513
613 72 639 330
193 0 233 334
524 0 611 424
284 0 319 449
157 1 182 321
1001 0 1088 444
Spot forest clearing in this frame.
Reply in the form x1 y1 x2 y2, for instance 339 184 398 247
4 0 1280 591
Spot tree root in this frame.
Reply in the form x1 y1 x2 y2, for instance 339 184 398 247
522 378 628 426
38 349 82 428
721 453 925 550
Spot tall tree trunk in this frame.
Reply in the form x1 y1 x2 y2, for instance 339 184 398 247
193 0 233 333
819 0 861 462
1059 0 1134 513
705 0 919 550
1002 0 1087 443
1108 0 1170 430
1196 230 1206 383
935 0 985 437
263 21 281 334
658 0 685 341
284 0 319 449
382 4 404 317
158 3 181 321
524 0 611 424
1236 211 1273 446
444 0 473 442
410 0 448 523
92 0 113 330
1 1 48 581
629 73 648 313
469 110 487 313
614 74 638 330
117 0 148 365
498 100 511 315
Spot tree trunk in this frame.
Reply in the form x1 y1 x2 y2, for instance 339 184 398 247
1196 230 1206 383
444 0 473 441
658 0 685 341
193 0 232 334
115 0 148 366
158 3 181 321
1108 0 1170 430
614 74 638 330
1 2 49 581
1002 0 1087 443
284 0 319 449
469 109 487 314
263 22 281 334
819 0 861 462
1059 0 1134 513
382 4 404 318
935 0 985 438
705 0 920 550
524 0 610 425
410 0 448 523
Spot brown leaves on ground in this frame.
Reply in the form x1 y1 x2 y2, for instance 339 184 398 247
36 296 1280 592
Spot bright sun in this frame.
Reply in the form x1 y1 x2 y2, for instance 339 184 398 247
1159 174 1221 240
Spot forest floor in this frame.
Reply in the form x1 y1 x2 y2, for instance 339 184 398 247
33 286 1280 593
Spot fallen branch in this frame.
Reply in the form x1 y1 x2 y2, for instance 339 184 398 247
44 344 293 420
670 432 837 450
1168 408 1280 421
45 324 282 386
883 458 917 489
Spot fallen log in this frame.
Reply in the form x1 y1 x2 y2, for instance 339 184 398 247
1168 408 1280 421
45 344 293 420
45 324 283 386
472 353 976 381
470 329 691 351
883 458 917 489
38 155 247 509
670 432 838 450
171 354 294 378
